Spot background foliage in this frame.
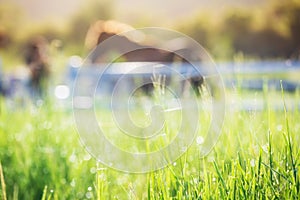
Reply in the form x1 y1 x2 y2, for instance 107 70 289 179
0 0 300 70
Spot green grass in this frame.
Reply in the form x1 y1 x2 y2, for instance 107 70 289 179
0 89 299 199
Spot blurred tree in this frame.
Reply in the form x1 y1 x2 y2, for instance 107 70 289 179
176 0 300 59
177 15 211 49
271 0 300 58
220 12 254 55
221 11 290 58
66 0 114 53
0 3 27 68
0 3 24 48
0 28 10 49
0 4 23 31
251 28 290 58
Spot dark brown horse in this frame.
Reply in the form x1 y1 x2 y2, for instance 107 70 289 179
24 36 50 97
85 20 203 95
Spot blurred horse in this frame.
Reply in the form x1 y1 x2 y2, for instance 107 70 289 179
0 30 7 96
24 36 50 98
85 20 203 95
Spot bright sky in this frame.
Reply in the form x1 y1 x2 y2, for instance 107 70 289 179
4 0 265 24
8 0 84 21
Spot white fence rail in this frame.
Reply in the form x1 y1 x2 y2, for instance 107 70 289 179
1 58 300 110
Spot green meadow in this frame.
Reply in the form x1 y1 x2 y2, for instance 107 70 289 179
1 0 300 199
0 87 299 199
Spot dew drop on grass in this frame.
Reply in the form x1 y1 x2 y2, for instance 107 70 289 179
84 154 91 161
207 156 214 163
196 136 204 145
193 178 198 184
276 124 283 131
181 146 187 152
99 173 106 181
160 133 166 137
90 167 96 174
60 151 67 158
252 145 259 155
43 121 52 130
88 186 92 191
262 144 268 153
69 154 77 163
250 159 255 167
85 192 92 199
70 179 76 187
36 99 44 107
76 192 84 199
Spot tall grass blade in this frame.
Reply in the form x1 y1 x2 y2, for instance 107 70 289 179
41 185 47 200
0 161 7 200
213 161 227 195
280 80 299 194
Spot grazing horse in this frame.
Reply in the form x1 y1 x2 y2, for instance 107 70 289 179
24 36 50 98
0 30 7 96
85 20 203 95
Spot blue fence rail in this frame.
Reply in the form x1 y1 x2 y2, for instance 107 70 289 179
67 60 300 94
1 57 300 110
